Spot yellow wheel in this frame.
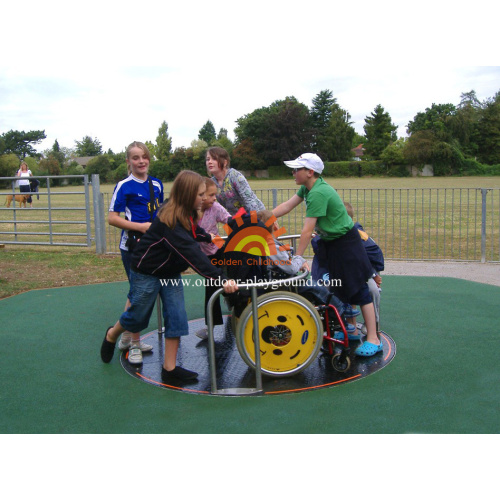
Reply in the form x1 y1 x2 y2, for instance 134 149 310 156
235 291 323 377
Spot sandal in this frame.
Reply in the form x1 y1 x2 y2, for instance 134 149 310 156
100 327 116 363
355 340 383 357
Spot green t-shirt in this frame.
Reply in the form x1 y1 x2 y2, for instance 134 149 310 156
297 177 353 240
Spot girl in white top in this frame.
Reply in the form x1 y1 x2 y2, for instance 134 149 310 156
16 162 33 207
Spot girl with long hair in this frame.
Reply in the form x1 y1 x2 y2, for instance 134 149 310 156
101 170 238 382
206 146 265 216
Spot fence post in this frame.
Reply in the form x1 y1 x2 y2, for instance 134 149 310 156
272 188 277 209
92 174 107 254
480 188 488 263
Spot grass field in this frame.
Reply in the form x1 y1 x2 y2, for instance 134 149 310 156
1 175 499 298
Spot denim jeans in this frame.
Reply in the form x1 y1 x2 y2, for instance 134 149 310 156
119 270 189 338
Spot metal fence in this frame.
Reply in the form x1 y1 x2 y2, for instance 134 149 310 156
2 177 497 263
102 186 500 263
0 175 106 252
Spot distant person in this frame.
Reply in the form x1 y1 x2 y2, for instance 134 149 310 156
101 170 238 383
16 162 33 208
29 178 40 201
272 153 381 357
195 177 231 340
206 146 265 216
108 141 164 364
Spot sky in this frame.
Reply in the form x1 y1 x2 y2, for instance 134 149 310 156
1 0 499 157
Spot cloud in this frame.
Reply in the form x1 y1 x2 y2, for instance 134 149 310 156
1 1 498 154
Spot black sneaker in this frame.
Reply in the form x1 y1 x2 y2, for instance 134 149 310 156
161 366 198 382
100 327 116 363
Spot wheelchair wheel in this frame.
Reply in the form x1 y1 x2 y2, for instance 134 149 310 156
331 352 351 373
235 291 323 377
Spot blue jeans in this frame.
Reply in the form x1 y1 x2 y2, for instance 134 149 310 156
119 270 189 338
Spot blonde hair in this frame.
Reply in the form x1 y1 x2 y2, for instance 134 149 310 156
126 141 151 162
19 162 29 171
158 170 204 230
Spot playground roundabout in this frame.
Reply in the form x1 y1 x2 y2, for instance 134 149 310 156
121 315 396 396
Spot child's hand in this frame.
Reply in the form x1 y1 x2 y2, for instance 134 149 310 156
374 274 382 287
223 279 238 294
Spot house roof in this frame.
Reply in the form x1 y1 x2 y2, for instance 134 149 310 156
351 144 365 157
73 156 95 167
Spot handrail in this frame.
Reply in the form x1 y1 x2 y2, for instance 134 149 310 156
206 269 310 395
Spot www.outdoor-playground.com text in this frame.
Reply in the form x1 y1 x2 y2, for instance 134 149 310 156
159 277 342 291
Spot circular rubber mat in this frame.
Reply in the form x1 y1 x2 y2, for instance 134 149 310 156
121 316 396 396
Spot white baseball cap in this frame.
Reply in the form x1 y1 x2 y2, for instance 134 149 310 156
283 153 324 174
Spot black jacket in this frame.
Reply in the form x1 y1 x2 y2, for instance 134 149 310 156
131 216 224 280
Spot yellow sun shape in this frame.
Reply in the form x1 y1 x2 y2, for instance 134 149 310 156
212 210 289 257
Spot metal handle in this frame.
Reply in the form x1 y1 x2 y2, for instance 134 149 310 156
206 269 310 395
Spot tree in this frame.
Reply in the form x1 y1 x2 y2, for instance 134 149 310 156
190 139 209 173
198 120 216 144
407 103 456 141
450 91 482 157
49 139 66 168
310 89 347 160
74 136 103 157
0 153 21 182
310 90 336 130
321 103 355 161
363 105 398 159
155 121 172 161
403 130 437 166
235 96 313 167
381 138 407 166
211 128 234 154
85 155 112 181
0 129 46 158
38 155 61 177
232 139 265 170
476 91 500 165
217 128 228 140
145 141 158 160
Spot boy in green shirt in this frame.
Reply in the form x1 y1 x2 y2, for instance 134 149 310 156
272 153 381 357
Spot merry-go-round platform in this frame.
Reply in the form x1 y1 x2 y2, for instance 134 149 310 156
121 315 396 396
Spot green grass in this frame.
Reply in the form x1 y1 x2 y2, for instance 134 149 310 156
1 176 499 261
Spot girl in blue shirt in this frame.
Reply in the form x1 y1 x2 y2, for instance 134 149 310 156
108 141 164 364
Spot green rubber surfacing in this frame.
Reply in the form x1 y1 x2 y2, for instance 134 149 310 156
1 274 499 433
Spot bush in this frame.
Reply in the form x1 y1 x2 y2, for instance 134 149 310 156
323 160 383 177
108 163 128 183
267 165 291 178
86 155 112 182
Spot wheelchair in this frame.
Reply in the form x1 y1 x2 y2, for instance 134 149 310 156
229 273 353 378
214 212 353 379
